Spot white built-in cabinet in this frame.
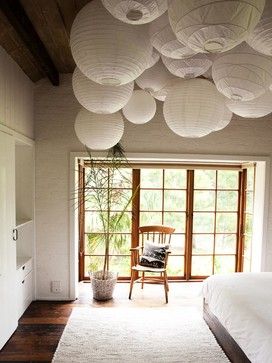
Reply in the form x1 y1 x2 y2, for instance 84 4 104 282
0 129 35 350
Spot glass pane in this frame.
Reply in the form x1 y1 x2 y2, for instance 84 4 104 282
110 189 132 211
85 167 108 189
140 169 163 188
85 211 105 233
164 169 186 189
194 170 216 189
85 233 105 255
247 167 255 191
214 256 236 274
245 214 253 235
140 212 162 226
110 212 132 233
217 170 238 189
215 234 237 254
164 212 186 233
110 256 130 276
243 235 252 272
193 212 215 233
217 191 238 211
167 256 184 277
111 168 132 188
246 191 254 213
85 255 104 276
194 191 215 211
164 190 186 211
192 234 214 254
140 190 162 211
216 213 237 233
191 256 213 276
169 234 185 254
85 233 131 255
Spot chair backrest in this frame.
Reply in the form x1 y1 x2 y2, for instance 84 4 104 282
139 225 175 248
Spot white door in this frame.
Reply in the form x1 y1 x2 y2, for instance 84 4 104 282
0 131 17 349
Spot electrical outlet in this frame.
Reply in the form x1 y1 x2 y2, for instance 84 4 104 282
51 280 61 293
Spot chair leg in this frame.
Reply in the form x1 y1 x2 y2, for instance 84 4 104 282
129 271 135 299
163 271 168 304
141 272 145 289
165 271 169 291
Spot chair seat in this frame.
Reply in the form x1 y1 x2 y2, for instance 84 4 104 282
132 264 166 273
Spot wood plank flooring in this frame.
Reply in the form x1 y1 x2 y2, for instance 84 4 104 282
0 282 202 362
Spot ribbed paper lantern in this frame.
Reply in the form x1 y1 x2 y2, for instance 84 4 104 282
247 1 272 56
226 92 272 118
149 12 196 59
70 0 152 86
146 48 160 69
72 68 134 114
161 54 212 79
168 0 265 53
212 43 272 101
101 0 167 24
74 109 124 150
163 79 227 138
214 107 233 131
151 79 180 101
122 90 156 124
136 59 177 93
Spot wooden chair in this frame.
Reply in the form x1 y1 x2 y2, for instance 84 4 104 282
129 225 175 303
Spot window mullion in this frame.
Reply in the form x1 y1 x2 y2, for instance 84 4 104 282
185 170 194 280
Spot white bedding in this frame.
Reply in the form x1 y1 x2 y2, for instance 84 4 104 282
203 272 272 363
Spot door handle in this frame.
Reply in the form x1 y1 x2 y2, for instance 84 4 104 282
13 228 18 241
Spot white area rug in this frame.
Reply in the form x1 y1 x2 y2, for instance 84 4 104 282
53 307 229 363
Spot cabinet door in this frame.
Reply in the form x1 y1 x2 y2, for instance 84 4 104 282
0 131 17 349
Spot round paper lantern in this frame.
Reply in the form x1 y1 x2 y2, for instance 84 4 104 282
214 107 233 131
101 0 167 25
136 59 177 93
212 43 272 101
70 0 152 86
146 48 160 69
161 54 212 79
151 79 180 101
226 92 272 118
149 12 196 59
122 90 156 124
168 0 265 53
247 1 272 56
163 79 228 138
72 67 134 114
74 109 124 150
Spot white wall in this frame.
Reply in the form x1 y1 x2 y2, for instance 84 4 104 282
0 46 34 139
35 74 272 300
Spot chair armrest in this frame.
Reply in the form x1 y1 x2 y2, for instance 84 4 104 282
130 246 143 251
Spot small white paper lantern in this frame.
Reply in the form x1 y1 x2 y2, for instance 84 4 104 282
226 92 272 118
247 1 272 56
151 79 180 101
122 90 156 124
161 54 212 79
168 0 265 53
212 43 272 101
136 59 177 93
214 107 233 131
163 79 228 138
74 109 124 150
101 0 167 24
70 0 152 86
146 48 160 69
149 12 196 59
72 67 134 114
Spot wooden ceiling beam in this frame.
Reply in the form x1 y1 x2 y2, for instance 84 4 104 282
0 0 59 86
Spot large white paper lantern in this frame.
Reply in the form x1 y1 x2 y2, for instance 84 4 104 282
70 0 152 86
247 1 272 56
146 48 160 69
214 107 233 131
149 12 196 59
168 0 265 53
74 109 124 150
226 92 272 118
136 59 177 93
101 0 167 25
163 79 228 138
122 90 156 124
72 67 134 114
161 54 212 79
212 43 272 102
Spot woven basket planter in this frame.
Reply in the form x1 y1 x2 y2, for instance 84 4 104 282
90 270 118 301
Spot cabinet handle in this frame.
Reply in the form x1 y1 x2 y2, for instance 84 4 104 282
22 265 25 270
12 228 18 241
22 280 25 284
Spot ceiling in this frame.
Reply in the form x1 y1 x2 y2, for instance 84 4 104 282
0 0 91 85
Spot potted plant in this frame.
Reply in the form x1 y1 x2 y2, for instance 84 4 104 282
79 144 137 301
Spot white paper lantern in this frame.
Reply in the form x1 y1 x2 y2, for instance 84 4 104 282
122 90 156 124
151 79 180 101
212 43 272 101
72 67 134 114
146 48 160 69
168 0 265 53
226 92 272 118
161 54 212 79
101 0 167 24
136 59 177 93
163 79 228 138
74 109 124 150
70 0 152 86
149 12 196 59
247 1 272 56
214 107 233 131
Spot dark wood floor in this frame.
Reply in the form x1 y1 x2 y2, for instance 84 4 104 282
0 282 202 362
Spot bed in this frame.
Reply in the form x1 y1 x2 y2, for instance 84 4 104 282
202 272 272 363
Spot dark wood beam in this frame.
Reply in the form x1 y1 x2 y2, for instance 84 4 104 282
0 0 59 85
